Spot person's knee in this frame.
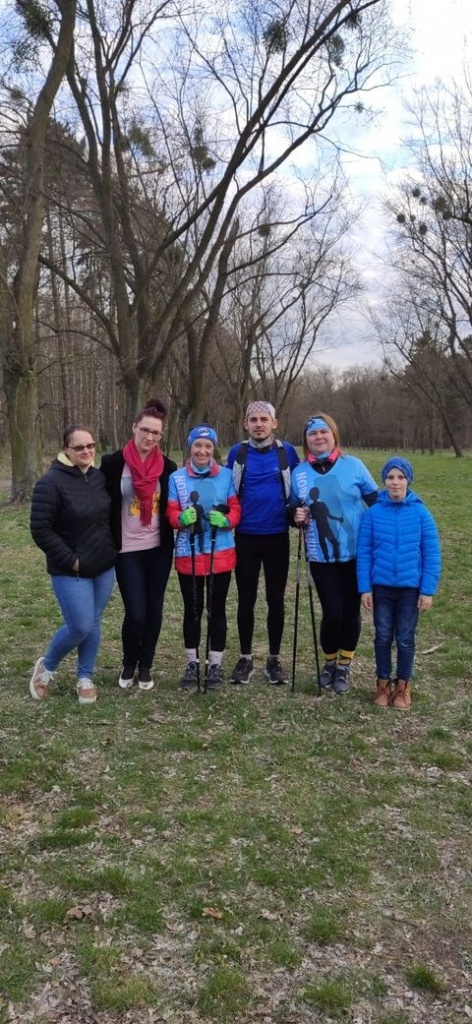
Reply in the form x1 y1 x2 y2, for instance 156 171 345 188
397 634 415 652
68 618 94 644
123 598 147 626
325 610 344 634
375 626 394 646
265 587 285 612
238 593 257 615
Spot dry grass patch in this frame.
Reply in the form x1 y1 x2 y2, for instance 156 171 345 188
1 452 472 1022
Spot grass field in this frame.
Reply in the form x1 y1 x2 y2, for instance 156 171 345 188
0 450 471 1024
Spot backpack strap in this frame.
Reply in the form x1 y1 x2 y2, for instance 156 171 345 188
231 442 249 497
275 439 291 501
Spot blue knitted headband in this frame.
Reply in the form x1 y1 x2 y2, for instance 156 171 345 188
381 457 414 483
187 424 218 447
305 417 330 433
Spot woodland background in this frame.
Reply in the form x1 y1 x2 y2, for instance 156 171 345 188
2 0 472 498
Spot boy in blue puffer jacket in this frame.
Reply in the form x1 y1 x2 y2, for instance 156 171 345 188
357 457 441 710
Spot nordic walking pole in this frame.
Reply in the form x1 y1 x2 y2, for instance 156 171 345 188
204 504 229 694
303 531 321 693
204 524 217 694
291 526 303 693
189 490 203 693
189 525 200 693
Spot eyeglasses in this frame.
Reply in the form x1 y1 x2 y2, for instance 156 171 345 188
137 427 163 439
68 443 96 452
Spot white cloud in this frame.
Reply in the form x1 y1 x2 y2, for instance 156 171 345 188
322 0 472 368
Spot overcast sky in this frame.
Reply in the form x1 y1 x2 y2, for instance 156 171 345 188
319 0 472 371
2 0 470 375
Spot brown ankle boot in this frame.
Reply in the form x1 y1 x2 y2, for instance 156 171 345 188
373 678 391 707
391 680 412 710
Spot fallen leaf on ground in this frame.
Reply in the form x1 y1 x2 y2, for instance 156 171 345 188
202 907 224 919
65 904 94 921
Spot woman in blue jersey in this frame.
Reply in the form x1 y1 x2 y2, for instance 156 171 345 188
291 413 377 694
167 424 241 690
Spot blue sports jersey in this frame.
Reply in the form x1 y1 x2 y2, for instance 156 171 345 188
227 442 299 535
168 465 238 560
291 455 377 562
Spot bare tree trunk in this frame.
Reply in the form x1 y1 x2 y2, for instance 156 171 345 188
5 0 77 499
46 208 72 426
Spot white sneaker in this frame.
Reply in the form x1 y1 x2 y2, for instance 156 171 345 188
138 669 155 691
118 666 135 689
77 678 97 704
29 657 54 700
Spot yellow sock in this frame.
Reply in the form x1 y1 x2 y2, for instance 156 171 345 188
338 649 355 666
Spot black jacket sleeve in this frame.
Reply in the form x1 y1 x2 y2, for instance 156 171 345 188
30 475 77 572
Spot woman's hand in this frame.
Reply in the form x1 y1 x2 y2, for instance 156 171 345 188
208 510 228 529
361 592 373 611
72 559 79 572
293 506 308 526
180 507 197 527
418 594 433 611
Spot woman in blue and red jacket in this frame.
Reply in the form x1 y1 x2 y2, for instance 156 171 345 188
167 424 241 690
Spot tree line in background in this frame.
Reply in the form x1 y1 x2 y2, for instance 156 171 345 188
1 1 472 498
1 354 472 459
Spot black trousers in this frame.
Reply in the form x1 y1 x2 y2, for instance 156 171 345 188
309 559 361 656
178 571 232 651
115 546 173 669
235 532 290 654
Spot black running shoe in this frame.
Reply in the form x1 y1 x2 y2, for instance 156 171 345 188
264 656 287 685
332 664 351 694
206 664 224 690
229 656 254 685
179 661 199 691
319 661 337 689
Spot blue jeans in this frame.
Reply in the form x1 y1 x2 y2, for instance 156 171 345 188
114 546 173 669
43 569 115 679
373 585 419 681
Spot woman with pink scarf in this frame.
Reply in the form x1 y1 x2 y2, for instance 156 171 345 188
100 398 177 691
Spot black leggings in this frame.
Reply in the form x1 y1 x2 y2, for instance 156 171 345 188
309 559 361 655
178 571 231 651
235 532 290 654
115 546 173 669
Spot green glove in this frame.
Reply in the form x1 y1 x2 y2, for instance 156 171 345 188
209 509 229 529
180 507 197 527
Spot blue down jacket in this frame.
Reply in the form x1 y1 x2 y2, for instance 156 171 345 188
356 489 441 595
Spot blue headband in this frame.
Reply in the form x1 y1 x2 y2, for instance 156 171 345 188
187 424 218 447
381 457 414 484
306 417 330 434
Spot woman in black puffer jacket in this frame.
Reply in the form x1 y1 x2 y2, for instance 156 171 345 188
29 423 116 705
